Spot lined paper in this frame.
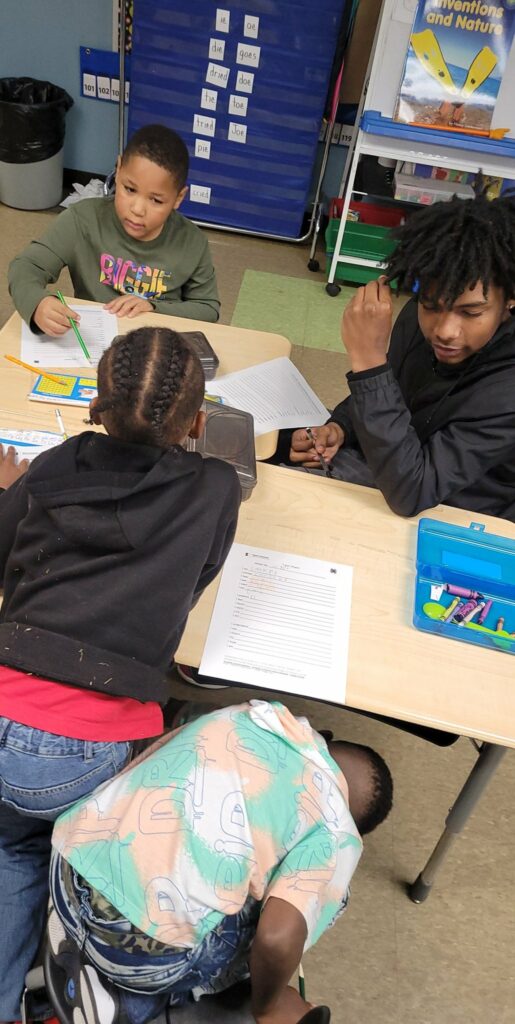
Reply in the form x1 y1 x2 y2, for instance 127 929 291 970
200 543 353 703
21 307 115 367
210 358 328 436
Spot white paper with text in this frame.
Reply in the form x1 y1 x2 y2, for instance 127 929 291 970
209 357 328 436
0 428 61 462
200 544 353 702
21 307 115 367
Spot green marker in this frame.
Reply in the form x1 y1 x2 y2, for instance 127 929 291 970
56 291 92 364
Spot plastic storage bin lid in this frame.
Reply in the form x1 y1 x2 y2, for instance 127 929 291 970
416 518 515 599
187 401 257 500
181 331 219 381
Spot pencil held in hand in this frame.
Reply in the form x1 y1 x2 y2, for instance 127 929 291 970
305 427 333 476
56 291 92 364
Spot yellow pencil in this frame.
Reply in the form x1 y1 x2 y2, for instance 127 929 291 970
4 355 65 385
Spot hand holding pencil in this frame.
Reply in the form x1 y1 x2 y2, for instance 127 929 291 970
33 295 81 337
32 292 92 364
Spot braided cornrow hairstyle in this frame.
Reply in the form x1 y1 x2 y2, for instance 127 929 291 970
96 327 205 446
385 193 515 306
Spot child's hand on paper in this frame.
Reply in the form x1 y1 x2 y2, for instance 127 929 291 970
33 296 80 337
104 296 154 318
253 985 313 1024
342 276 393 372
290 423 344 468
0 446 29 489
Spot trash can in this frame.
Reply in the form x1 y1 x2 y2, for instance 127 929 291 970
0 77 73 210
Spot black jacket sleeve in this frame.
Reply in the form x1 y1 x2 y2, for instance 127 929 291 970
330 394 355 438
0 475 30 583
331 364 389 448
331 294 419 448
192 467 241 601
347 368 515 516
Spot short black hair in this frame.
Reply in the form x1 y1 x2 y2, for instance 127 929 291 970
329 740 393 836
96 327 205 446
385 193 515 306
356 744 393 835
121 124 189 190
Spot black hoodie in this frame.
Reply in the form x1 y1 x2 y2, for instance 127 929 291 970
331 299 515 519
0 432 240 702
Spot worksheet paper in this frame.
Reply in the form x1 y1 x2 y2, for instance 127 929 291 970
0 429 61 462
210 358 328 436
199 544 353 703
20 307 116 367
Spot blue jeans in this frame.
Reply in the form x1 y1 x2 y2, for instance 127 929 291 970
0 717 131 1020
50 851 260 1024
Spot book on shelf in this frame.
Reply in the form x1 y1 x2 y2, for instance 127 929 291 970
28 373 98 407
394 0 515 133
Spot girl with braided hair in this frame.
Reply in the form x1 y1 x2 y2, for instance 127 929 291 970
288 193 515 521
0 326 241 1022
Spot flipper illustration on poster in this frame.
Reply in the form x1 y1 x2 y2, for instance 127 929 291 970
395 0 515 132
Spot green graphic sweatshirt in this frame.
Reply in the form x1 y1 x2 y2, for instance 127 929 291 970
8 197 220 325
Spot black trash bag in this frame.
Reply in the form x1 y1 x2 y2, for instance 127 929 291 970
0 77 73 164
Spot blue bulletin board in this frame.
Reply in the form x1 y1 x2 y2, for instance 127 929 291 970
128 0 345 238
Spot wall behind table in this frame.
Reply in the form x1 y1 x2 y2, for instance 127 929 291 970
1 0 118 174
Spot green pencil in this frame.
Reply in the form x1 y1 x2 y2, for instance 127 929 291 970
56 291 92 364
298 961 306 1000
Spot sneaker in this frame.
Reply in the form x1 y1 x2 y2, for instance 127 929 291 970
175 664 229 689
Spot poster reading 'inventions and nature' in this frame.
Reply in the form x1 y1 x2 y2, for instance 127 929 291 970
395 0 515 131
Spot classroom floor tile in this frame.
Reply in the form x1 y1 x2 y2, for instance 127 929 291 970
230 269 354 351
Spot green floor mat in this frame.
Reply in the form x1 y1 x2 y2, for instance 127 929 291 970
230 269 355 351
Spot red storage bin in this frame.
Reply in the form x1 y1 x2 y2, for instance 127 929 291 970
329 198 406 227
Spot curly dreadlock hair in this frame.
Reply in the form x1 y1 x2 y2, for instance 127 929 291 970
95 327 205 446
121 124 189 190
385 193 515 307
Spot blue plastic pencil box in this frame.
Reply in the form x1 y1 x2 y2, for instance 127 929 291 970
414 518 515 655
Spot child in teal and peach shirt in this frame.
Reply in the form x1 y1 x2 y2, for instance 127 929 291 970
50 699 393 1024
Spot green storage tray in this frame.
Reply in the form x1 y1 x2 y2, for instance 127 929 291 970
325 218 396 285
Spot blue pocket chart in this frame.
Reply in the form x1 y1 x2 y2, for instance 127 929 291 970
127 0 344 237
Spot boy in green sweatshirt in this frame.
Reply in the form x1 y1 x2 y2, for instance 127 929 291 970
8 124 220 334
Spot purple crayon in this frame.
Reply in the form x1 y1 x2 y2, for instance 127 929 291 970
442 598 460 622
477 599 492 625
459 601 485 626
445 584 483 600
445 600 464 622
453 599 477 623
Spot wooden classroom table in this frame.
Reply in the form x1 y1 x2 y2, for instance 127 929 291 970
1 301 513 899
176 462 515 902
0 300 291 460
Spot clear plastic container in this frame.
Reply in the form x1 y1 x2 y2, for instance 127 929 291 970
181 331 219 381
394 173 474 205
187 401 257 500
414 518 515 655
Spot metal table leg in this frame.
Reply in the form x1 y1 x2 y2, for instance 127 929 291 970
408 742 507 903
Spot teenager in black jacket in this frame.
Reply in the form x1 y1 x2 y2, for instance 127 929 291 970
290 194 515 521
0 327 240 1022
